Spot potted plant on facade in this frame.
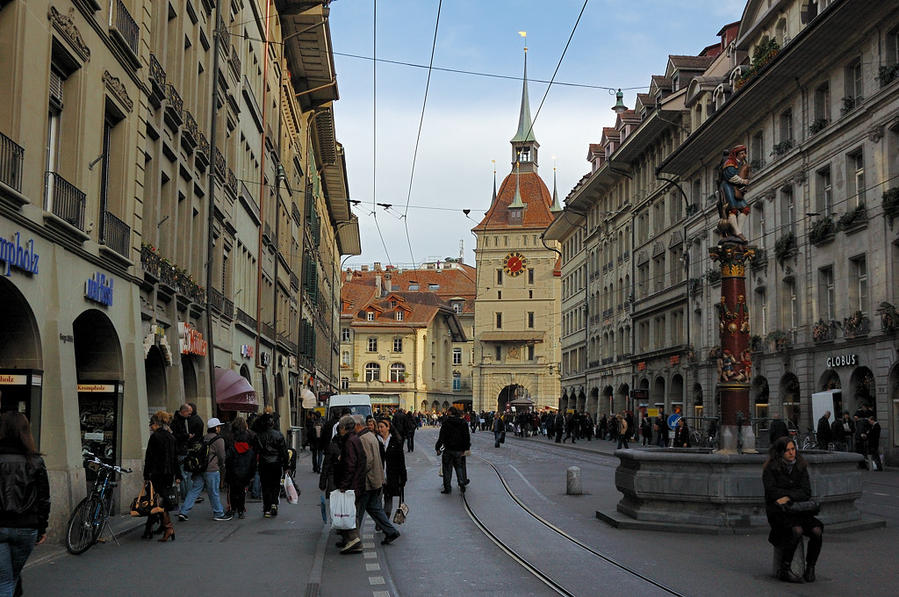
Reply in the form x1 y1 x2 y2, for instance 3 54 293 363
843 310 869 338
809 118 828 135
706 269 722 285
837 203 867 232
770 139 794 157
774 232 797 263
877 63 899 87
812 319 837 343
878 302 898 333
750 247 768 270
882 187 899 225
809 216 836 245
766 330 789 352
840 96 860 116
750 334 764 352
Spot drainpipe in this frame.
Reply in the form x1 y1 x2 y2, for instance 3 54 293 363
255 0 273 392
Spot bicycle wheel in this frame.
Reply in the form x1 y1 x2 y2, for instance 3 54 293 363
66 496 102 554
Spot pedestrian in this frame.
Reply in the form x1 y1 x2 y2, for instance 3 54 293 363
492 414 505 448
768 412 789 446
377 418 407 518
172 403 204 500
854 415 870 469
254 413 289 518
142 410 179 542
867 416 882 471
0 412 49 597
334 415 365 553
310 412 325 473
354 416 401 545
763 436 823 583
816 411 832 450
179 418 231 521
616 413 629 449
673 418 691 448
554 411 564 443
226 417 256 519
839 411 855 452
640 416 652 446
435 407 471 494
318 418 342 523
406 410 417 452
655 410 669 448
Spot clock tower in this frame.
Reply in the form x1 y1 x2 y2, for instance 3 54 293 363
471 46 561 413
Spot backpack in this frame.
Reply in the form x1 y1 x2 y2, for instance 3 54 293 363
183 435 221 474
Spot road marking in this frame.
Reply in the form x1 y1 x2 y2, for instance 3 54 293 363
364 551 377 559
363 541 375 548
872 492 890 496
509 464 553 504
366 563 381 571
369 576 386 585
363 533 374 539
373 592 391 597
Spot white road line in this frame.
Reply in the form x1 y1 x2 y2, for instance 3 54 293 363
369 576 386 585
872 492 890 496
363 541 375 548
509 464 554 504
373 591 391 597
366 563 381 571
364 551 377 559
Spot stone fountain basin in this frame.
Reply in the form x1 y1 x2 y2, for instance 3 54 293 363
596 448 884 534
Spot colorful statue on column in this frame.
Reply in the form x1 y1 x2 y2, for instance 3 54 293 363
715 145 751 242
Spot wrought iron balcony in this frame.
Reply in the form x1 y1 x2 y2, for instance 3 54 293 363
109 0 140 60
226 168 238 197
0 131 24 193
208 287 224 312
290 272 299 291
213 148 226 181
229 47 241 79
260 321 275 339
140 244 160 278
196 132 209 168
183 111 198 150
45 172 86 230
164 83 183 129
222 298 234 320
101 211 131 257
235 307 257 330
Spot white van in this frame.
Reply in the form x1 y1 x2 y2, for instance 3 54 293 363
326 394 373 421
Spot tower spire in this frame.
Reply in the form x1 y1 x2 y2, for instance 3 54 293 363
510 34 539 172
509 161 525 209
550 159 562 213
491 160 497 204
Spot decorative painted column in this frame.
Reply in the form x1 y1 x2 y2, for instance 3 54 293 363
709 242 756 452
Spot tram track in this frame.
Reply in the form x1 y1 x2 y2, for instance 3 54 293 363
463 453 686 597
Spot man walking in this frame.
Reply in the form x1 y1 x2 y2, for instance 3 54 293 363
334 415 365 553
435 407 471 494
816 411 833 450
354 415 401 545
172 403 204 500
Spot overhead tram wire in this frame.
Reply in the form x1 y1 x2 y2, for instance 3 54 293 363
371 0 392 264
402 0 444 269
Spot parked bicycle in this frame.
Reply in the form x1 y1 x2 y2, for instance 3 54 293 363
65 452 132 554
801 428 818 451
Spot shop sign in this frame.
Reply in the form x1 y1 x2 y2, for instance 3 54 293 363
240 344 254 359
637 361 646 371
669 355 680 365
178 322 207 356
0 231 39 277
84 272 114 306
260 352 271 367
77 383 116 393
0 374 28 385
825 353 857 368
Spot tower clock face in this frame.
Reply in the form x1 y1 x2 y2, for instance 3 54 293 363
503 252 527 276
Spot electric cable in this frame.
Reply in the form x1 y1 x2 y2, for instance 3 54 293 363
370 0 393 264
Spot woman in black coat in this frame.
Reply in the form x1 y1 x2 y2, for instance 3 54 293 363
673 418 691 448
226 417 256 519
762 436 823 583
143 411 179 541
377 419 407 516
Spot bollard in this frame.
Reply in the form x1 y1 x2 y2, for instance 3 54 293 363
566 466 582 495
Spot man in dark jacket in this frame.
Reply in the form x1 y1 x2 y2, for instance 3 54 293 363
335 415 366 553
816 411 832 450
172 403 204 499
768 412 789 445
435 407 471 494
867 416 882 471
254 414 289 517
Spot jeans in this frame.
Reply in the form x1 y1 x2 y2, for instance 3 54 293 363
250 471 262 499
259 462 283 513
0 527 37 597
406 432 415 452
180 471 224 518
356 488 398 537
312 448 324 472
441 450 467 490
617 435 629 449
177 455 189 500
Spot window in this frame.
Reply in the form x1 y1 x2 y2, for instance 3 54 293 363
781 187 795 234
408 283 419 291
759 288 768 337
341 327 351 342
494 345 502 361
527 345 535 360
846 58 863 102
779 109 793 143
527 312 534 328
453 347 462 365
847 150 865 208
814 83 829 122
340 377 349 390
393 337 403 352
851 256 868 314
816 166 832 215
753 202 767 248
429 284 439 291
495 312 502 328
497 291 502 300
452 372 461 391
819 266 835 320
395 311 404 321
341 351 350 366
366 311 375 321
751 131 764 168
452 301 463 314
496 269 503 285
785 279 798 330
389 363 406 383
527 268 534 284
364 362 380 382
367 337 378 352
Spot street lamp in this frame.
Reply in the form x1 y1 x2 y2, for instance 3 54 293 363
611 89 628 115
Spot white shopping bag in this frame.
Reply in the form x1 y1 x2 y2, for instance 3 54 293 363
329 489 356 530
283 472 299 504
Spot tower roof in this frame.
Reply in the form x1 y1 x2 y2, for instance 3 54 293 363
510 49 537 144
473 170 554 231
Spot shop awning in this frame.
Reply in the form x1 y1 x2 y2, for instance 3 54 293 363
301 387 317 409
215 368 257 413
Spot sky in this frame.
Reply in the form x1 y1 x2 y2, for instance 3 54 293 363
328 0 748 268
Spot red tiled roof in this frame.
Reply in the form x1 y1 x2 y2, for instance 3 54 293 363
472 170 554 232
341 284 456 327
651 75 672 89
344 265 476 313
602 127 619 139
669 55 715 70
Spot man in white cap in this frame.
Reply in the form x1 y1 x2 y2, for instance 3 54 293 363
178 417 231 521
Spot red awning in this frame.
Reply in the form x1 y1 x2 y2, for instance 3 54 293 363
215 368 257 412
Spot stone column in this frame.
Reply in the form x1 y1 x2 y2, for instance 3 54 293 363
709 242 756 453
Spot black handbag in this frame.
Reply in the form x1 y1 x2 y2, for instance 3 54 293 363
162 483 179 511
783 500 820 515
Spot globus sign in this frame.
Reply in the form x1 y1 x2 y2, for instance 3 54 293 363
178 322 207 356
825 353 857 368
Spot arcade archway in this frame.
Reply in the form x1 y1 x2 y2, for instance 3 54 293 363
498 384 527 412
848 366 876 415
779 372 801 427
145 346 167 416
0 278 43 444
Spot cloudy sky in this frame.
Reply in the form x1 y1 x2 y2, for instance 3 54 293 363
329 0 747 268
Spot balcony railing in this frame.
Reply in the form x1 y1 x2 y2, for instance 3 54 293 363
0 131 24 193
229 46 241 79
45 172 86 230
235 307 257 330
222 298 234 320
290 272 299 291
213 148 226 181
227 168 238 197
148 54 167 107
102 211 130 256
109 0 139 59
164 83 183 128
196 132 209 168
183 111 198 149
208 287 224 312
260 322 275 339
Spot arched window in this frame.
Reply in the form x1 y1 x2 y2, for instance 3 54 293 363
389 363 406 383
365 362 380 382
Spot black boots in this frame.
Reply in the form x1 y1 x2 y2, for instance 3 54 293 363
803 565 816 583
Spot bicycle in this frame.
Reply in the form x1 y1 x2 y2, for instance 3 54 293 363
801 428 818 451
65 452 132 555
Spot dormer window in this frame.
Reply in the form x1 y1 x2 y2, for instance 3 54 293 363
518 148 530 162
366 311 375 321
428 284 440 291
408 283 419 291
395 311 404 321
390 300 397 308
509 209 522 225
452 302 463 314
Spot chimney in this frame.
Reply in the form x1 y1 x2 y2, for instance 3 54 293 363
374 262 382 271
345 270 353 282
361 265 369 272
375 274 382 297
385 274 392 293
